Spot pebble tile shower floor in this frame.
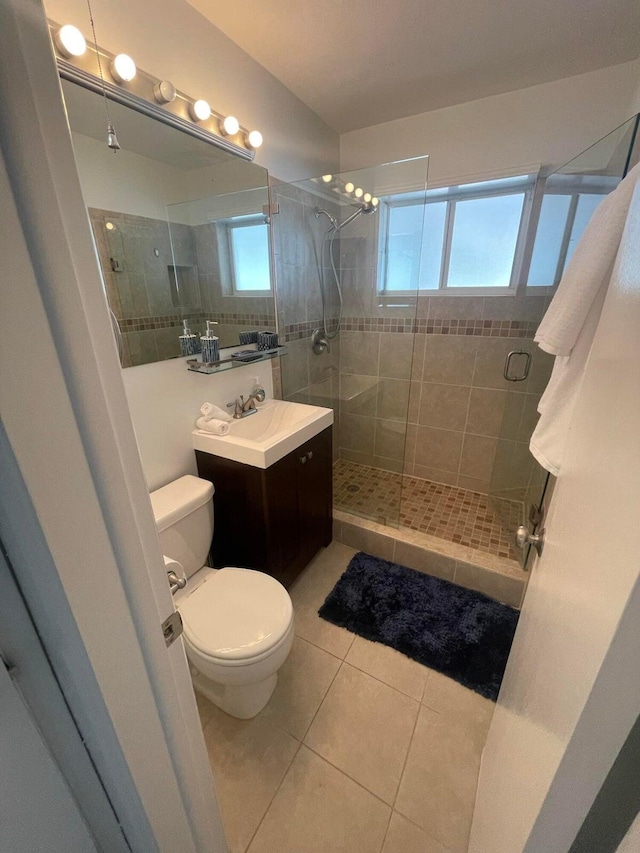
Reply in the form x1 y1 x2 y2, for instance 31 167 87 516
333 459 522 561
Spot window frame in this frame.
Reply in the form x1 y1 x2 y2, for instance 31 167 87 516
223 214 272 297
379 176 536 297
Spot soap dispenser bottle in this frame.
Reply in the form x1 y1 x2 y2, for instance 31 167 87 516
200 320 220 363
179 320 199 357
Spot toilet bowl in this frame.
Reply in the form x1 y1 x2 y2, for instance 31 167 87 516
150 475 294 719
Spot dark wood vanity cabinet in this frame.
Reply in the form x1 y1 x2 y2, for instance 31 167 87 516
195 426 333 588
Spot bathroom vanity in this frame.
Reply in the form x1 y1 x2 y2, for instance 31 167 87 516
193 400 334 588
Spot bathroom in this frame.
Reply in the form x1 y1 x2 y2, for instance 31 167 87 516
1 2 640 853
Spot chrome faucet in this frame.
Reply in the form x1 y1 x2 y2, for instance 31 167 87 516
226 384 266 419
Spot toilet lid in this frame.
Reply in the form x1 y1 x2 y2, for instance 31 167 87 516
179 567 293 661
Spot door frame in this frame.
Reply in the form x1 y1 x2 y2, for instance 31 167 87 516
0 1 225 850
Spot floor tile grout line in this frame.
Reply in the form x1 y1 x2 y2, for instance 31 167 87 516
302 739 397 812
391 691 423 813
297 645 346 743
242 739 303 853
338 652 428 703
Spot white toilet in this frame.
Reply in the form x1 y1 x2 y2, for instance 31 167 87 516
150 474 294 719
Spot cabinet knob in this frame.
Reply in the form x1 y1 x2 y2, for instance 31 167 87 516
300 455 307 464
307 450 313 460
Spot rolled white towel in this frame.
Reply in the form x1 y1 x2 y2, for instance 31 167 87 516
200 401 232 422
196 417 230 436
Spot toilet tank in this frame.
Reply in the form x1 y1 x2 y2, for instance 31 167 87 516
150 475 214 579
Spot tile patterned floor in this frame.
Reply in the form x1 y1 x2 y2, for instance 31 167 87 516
333 459 522 560
198 543 494 853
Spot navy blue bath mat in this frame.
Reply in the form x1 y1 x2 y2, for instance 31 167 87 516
319 552 519 701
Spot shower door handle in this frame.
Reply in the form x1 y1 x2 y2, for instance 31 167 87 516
504 350 531 382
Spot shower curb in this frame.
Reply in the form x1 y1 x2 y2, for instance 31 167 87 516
333 509 527 609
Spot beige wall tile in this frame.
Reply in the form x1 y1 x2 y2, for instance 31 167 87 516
410 334 426 380
339 330 381 376
373 455 404 473
247 747 390 853
345 636 430 700
305 663 419 804
414 426 464 473
459 433 498 481
428 295 485 320
418 382 471 430
454 561 524 607
376 378 410 421
466 387 508 437
339 447 376 468
379 332 415 379
422 336 478 385
375 419 407 461
393 540 456 581
340 412 376 455
473 338 532 391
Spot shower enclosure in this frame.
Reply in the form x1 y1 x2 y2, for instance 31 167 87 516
272 118 639 569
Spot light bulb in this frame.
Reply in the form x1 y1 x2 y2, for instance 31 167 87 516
322 174 333 183
153 80 176 104
344 182 354 193
247 130 263 149
110 54 136 83
220 115 240 136
105 222 115 231
55 24 87 58
355 187 363 198
364 192 372 203
372 197 379 207
190 99 211 121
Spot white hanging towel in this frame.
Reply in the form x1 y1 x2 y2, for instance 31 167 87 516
530 162 640 476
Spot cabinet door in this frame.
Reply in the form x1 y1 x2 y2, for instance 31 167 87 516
264 450 302 587
297 428 333 568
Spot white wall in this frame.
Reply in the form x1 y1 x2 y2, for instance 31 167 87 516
72 133 189 220
121 356 274 491
341 61 640 185
45 0 339 182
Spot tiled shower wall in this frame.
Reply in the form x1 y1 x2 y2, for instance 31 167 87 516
89 208 275 366
270 182 555 501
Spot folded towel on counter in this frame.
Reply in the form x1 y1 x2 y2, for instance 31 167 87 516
196 417 230 436
530 162 640 476
200 402 231 422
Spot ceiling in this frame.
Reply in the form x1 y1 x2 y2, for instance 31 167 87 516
187 0 640 133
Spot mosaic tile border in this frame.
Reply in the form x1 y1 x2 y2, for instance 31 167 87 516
284 317 537 341
120 311 275 333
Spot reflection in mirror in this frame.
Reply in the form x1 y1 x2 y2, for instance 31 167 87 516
166 188 275 349
61 78 275 367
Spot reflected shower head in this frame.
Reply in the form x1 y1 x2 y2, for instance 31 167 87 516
315 201 378 232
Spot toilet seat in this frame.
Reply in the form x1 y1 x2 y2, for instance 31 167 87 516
178 567 293 666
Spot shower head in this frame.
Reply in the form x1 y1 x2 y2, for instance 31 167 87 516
315 201 378 232
335 201 378 231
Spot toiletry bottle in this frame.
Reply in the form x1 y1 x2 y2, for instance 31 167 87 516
200 320 220 363
179 320 199 357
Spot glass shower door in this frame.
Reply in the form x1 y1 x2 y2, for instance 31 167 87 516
488 113 640 567
272 156 430 528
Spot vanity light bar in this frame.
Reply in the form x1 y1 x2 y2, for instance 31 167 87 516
49 21 263 158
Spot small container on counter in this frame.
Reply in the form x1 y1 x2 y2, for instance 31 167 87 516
200 320 220 363
257 331 278 351
179 320 200 357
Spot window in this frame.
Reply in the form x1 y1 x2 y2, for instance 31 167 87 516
527 191 606 287
225 215 271 294
381 176 532 294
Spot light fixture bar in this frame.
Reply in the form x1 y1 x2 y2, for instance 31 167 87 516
48 20 260 161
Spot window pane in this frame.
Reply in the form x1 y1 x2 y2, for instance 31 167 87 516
448 193 525 288
527 194 572 286
231 223 271 291
385 202 445 291
562 193 604 270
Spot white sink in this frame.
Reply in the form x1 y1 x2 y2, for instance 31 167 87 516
192 399 334 469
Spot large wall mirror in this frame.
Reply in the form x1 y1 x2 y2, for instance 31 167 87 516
61 78 275 367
